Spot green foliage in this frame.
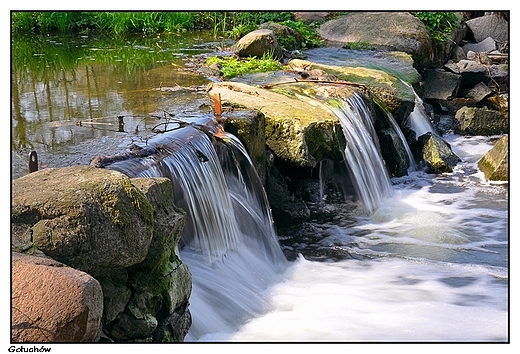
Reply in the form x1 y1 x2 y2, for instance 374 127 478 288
280 20 322 49
198 12 295 38
93 12 195 35
206 53 281 78
413 12 460 44
11 12 38 33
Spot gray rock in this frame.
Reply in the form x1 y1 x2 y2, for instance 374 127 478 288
464 82 493 102
462 36 496 54
107 313 158 341
445 59 489 88
96 269 132 326
466 14 508 42
231 29 283 59
318 12 433 70
423 69 461 100
451 46 467 61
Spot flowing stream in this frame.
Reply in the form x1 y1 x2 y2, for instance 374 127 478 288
11 34 508 343
105 102 508 342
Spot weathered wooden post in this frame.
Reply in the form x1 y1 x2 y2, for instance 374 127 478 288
213 93 222 119
118 115 125 132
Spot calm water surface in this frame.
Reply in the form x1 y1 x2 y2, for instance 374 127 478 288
11 32 223 179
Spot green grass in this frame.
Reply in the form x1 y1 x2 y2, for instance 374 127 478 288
206 53 281 78
11 11 295 36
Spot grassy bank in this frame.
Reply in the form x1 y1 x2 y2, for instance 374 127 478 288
11 11 295 36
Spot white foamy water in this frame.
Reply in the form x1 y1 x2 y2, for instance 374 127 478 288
217 256 507 342
193 134 508 342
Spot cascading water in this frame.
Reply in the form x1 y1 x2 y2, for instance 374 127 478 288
385 111 417 171
403 82 437 137
105 120 289 340
329 93 394 213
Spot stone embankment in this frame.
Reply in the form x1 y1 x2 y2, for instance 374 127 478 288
12 167 191 342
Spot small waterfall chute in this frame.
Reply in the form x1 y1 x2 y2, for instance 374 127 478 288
383 110 417 172
328 93 395 213
103 119 289 340
401 81 437 137
289 88 397 213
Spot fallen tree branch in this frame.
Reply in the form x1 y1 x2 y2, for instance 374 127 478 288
262 78 368 90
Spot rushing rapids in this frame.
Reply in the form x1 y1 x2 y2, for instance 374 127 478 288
101 89 507 342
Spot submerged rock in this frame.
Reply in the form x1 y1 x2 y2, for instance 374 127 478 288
266 151 311 228
478 135 508 181
378 127 412 177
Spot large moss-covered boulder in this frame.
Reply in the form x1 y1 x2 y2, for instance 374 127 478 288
287 58 416 124
478 135 508 181
208 81 348 168
12 166 154 277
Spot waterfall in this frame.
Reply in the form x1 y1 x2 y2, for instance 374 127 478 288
385 111 417 171
330 93 394 213
402 82 437 137
105 121 289 340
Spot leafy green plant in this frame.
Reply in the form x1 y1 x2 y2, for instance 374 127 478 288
413 12 460 44
206 53 281 78
281 20 322 49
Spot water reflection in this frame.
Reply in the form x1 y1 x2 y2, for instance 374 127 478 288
11 32 217 178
